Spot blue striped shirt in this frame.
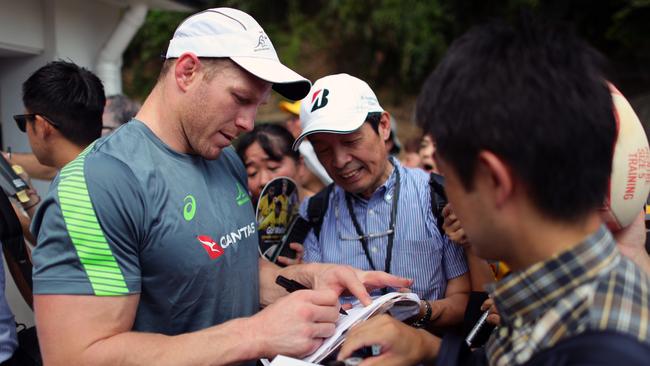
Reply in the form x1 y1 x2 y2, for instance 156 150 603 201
300 158 468 300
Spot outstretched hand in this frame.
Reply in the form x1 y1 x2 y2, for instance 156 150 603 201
305 264 412 306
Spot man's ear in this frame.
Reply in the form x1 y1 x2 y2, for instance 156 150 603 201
174 53 201 92
33 115 54 139
476 151 513 208
379 111 391 142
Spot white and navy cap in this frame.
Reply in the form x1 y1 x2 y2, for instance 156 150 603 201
166 8 311 100
292 73 383 150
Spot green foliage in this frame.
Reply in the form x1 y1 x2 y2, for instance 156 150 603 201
122 10 189 99
122 0 650 102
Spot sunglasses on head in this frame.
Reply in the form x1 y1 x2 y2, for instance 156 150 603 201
13 113 59 132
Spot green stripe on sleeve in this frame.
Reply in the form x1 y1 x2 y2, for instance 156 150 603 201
57 143 130 296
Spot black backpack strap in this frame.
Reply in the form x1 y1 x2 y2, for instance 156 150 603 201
0 193 33 308
285 183 334 244
429 172 447 233
307 183 334 239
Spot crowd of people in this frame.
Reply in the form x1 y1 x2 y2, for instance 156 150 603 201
1 6 649 366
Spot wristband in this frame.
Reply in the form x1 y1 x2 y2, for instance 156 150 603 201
412 300 432 328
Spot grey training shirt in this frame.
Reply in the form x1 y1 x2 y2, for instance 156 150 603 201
32 120 260 335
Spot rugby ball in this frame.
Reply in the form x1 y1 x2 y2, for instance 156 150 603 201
600 84 650 231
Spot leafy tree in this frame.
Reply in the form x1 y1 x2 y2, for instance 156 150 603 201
122 0 650 103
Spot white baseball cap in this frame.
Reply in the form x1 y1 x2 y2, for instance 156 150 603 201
292 73 383 150
166 8 311 100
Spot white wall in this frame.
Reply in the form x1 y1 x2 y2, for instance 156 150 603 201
0 0 122 327
0 0 44 56
53 0 121 66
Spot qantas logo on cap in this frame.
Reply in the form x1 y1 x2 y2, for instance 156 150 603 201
311 89 330 112
197 235 224 260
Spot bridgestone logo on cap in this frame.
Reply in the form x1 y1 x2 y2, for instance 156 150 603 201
311 89 330 112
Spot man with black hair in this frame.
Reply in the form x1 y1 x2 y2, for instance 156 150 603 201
5 93 139 181
29 8 409 365
0 59 104 366
16 60 104 164
10 60 104 217
338 20 650 365
293 73 470 329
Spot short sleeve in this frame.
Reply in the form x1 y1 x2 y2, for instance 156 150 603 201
421 174 468 280
442 236 468 280
31 151 146 296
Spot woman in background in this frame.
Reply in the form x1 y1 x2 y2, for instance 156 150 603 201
236 123 315 205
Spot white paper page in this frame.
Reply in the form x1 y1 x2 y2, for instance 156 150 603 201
270 355 320 366
303 292 420 363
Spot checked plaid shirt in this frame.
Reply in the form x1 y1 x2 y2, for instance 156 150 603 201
485 225 650 365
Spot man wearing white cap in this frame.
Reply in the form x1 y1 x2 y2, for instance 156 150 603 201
30 9 409 365
293 74 470 329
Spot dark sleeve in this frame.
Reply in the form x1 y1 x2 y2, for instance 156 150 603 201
31 151 146 295
523 330 650 366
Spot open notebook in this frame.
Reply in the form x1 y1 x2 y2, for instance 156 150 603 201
304 291 421 364
265 291 421 365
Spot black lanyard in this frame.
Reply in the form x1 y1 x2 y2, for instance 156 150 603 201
344 163 401 274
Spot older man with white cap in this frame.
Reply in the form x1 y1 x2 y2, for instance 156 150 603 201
292 73 470 329
30 9 409 365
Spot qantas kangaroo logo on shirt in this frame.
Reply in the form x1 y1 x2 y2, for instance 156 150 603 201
197 235 224 260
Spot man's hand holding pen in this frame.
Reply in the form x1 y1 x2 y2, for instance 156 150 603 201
248 263 412 359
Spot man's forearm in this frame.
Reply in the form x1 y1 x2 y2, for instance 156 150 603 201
465 248 496 291
8 152 57 180
429 291 469 327
49 317 261 366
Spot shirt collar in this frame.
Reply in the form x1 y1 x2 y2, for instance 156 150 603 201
487 225 619 325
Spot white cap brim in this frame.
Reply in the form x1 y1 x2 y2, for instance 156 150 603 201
292 109 367 151
231 56 311 101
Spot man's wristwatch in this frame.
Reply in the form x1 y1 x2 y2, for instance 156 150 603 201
411 300 432 328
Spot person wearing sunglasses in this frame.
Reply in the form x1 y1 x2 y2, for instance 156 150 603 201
0 60 104 366
292 73 470 330
4 94 138 182
7 61 104 218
